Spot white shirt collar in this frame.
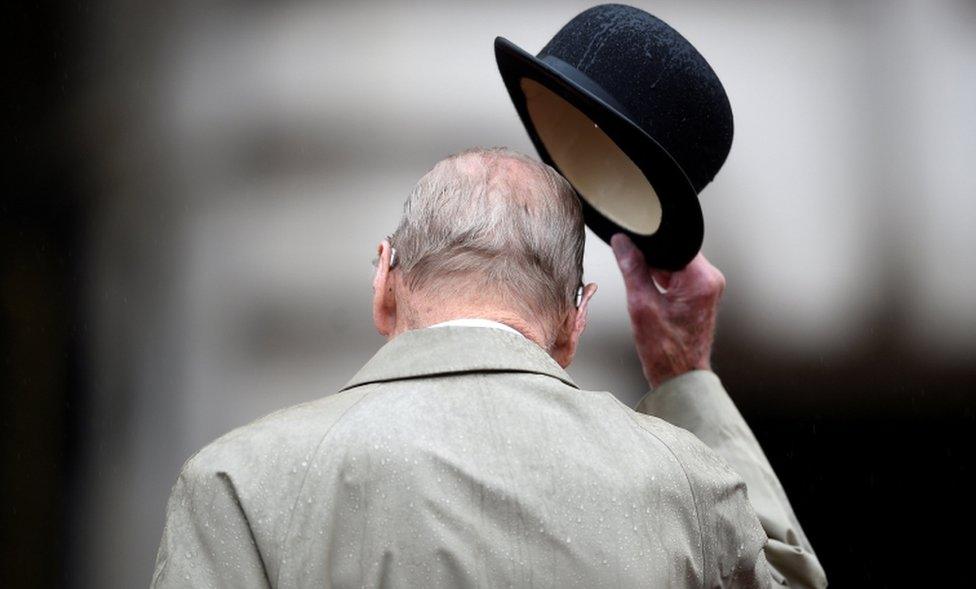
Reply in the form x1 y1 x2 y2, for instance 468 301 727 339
427 318 525 339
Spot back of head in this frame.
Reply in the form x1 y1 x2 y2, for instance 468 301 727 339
391 147 585 347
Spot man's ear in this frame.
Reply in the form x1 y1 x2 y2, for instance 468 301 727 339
550 282 598 368
372 239 398 338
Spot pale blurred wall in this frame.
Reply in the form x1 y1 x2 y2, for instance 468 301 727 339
73 1 975 586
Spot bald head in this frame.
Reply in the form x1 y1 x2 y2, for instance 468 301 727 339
389 147 585 347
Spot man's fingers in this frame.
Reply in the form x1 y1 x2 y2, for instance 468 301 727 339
611 234 669 322
610 233 642 272
611 234 653 295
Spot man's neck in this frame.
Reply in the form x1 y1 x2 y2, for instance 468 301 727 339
428 318 525 338
396 306 548 350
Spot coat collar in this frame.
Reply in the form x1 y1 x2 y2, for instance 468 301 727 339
340 326 578 391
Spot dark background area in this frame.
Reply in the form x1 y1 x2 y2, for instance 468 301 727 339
741 392 974 586
3 1 974 587
3 2 87 587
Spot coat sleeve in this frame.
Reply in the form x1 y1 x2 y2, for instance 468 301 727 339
151 455 272 588
636 371 827 588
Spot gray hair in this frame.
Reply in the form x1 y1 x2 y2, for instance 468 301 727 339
390 147 585 345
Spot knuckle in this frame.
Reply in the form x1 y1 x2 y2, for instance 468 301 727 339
712 270 726 293
705 269 726 294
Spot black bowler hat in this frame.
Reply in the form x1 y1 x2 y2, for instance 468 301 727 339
495 4 733 270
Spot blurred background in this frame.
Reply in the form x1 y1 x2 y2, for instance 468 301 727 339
4 0 975 586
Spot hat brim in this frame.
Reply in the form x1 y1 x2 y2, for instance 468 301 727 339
494 36 703 270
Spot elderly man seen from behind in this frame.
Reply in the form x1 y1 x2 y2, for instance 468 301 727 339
152 147 827 588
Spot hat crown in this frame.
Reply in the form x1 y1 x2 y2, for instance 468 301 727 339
539 4 732 192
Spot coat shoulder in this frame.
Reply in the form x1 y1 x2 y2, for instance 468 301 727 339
627 405 768 585
167 385 377 579
181 386 373 481
628 408 751 502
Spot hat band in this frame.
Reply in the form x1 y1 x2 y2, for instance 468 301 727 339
539 55 635 122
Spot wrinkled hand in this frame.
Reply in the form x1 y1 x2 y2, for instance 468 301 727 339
611 234 726 388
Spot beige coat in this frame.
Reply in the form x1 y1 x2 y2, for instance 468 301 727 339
152 326 826 588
